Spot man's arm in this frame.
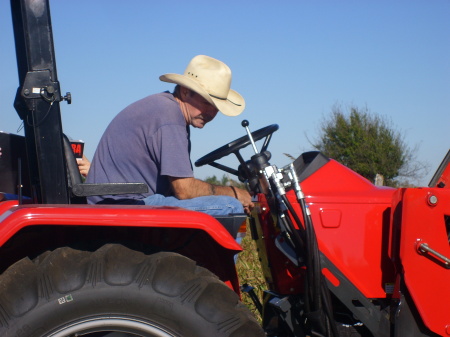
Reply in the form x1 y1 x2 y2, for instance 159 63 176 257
169 177 254 210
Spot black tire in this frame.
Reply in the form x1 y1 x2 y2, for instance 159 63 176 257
0 244 264 337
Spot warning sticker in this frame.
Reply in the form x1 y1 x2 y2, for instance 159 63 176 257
385 283 395 294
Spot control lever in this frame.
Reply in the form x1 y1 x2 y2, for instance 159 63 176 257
241 120 259 154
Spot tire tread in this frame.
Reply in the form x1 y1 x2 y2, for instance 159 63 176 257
0 244 265 337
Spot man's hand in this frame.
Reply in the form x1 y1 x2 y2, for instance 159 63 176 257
169 177 254 213
77 155 91 177
231 185 254 214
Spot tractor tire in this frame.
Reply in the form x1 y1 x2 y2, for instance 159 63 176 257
0 244 264 337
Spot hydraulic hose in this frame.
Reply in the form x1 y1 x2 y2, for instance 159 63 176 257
279 197 306 254
281 193 338 337
267 164 337 336
280 196 320 302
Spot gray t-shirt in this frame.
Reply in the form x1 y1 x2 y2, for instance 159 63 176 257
86 92 193 203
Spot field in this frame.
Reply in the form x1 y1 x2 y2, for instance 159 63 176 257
236 229 266 322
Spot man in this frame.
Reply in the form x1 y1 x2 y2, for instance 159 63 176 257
86 55 253 215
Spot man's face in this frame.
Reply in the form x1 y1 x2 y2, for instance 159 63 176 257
184 90 219 128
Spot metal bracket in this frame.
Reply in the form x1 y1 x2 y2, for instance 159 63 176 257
15 70 71 118
22 70 60 100
241 284 263 315
275 234 300 266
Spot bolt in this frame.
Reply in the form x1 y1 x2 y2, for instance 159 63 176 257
47 85 55 94
23 89 30 96
428 194 438 206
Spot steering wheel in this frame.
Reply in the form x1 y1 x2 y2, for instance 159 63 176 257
195 121 279 176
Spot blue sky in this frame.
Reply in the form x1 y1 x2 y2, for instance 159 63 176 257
1 0 449 186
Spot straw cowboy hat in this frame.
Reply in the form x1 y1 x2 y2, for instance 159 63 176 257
160 55 245 117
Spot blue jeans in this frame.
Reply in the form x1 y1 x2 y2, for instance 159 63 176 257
143 194 244 216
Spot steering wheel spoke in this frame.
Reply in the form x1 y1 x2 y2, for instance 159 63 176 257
208 162 239 176
261 133 273 153
234 151 246 166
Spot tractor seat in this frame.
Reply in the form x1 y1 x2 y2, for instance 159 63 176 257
62 134 148 203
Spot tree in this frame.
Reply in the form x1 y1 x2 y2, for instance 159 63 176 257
312 104 428 187
205 174 246 189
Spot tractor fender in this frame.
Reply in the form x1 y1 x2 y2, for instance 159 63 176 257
0 202 243 292
0 203 241 250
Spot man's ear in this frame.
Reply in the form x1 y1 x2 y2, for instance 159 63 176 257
180 87 190 99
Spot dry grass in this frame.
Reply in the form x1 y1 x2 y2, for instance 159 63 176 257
236 230 266 322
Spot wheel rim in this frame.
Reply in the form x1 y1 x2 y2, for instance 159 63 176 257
46 316 178 337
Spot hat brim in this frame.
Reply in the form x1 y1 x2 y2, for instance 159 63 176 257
160 73 245 117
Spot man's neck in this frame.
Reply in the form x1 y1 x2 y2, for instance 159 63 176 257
174 95 191 126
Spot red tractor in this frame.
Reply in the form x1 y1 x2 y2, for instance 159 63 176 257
1 1 449 336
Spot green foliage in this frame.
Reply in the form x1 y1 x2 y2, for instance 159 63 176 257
204 174 246 189
313 104 427 186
